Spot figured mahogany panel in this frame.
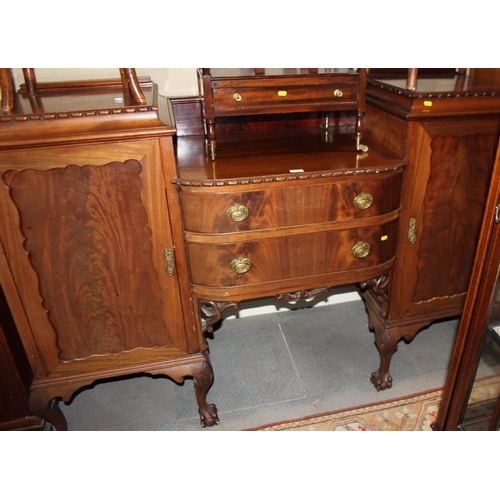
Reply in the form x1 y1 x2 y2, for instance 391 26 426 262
187 220 398 287
413 133 497 302
4 160 169 361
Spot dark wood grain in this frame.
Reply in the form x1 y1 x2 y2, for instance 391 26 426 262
414 133 497 302
187 220 398 288
180 173 402 234
436 138 500 430
5 160 169 361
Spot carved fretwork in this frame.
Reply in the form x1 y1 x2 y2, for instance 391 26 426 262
359 273 390 318
276 287 330 303
199 300 238 334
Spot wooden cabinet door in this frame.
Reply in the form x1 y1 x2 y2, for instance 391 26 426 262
0 139 192 381
390 117 499 320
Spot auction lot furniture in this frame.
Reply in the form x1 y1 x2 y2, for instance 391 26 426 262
3 68 500 430
0 70 218 430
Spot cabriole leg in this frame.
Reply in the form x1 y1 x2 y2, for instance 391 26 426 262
192 351 219 427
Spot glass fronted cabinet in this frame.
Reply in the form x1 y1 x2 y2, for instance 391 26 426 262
435 139 500 431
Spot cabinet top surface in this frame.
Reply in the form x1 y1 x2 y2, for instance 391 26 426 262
174 129 405 186
368 71 500 97
0 82 176 149
201 68 357 79
0 85 157 120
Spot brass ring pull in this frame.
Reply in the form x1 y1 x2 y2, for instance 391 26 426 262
231 256 252 274
227 204 249 222
352 241 370 259
334 89 343 98
354 192 373 210
233 93 242 102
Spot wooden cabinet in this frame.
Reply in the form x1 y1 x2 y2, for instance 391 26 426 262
0 73 218 429
0 285 44 430
435 138 500 431
362 70 500 391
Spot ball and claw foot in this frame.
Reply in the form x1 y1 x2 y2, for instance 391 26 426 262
199 404 219 427
370 370 393 392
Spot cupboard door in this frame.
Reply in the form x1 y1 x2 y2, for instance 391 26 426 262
0 140 189 378
392 118 498 319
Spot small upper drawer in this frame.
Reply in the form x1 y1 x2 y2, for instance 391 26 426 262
180 174 402 234
213 84 357 112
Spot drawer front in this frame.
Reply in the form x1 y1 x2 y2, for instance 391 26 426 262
181 175 402 234
187 220 398 287
213 84 357 111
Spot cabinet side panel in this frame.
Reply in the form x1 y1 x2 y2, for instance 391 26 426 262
4 160 170 361
413 133 497 302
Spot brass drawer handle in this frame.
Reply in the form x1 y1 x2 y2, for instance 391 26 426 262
354 192 373 210
231 256 252 274
334 89 343 98
227 203 249 222
233 93 242 102
352 241 370 259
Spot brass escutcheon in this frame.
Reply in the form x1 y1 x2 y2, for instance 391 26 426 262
408 218 416 244
354 192 373 210
334 89 343 98
233 93 242 102
164 247 175 277
227 204 249 222
231 256 251 274
352 241 370 258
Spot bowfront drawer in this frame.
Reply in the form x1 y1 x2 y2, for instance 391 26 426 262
213 84 357 112
180 174 402 234
187 219 398 287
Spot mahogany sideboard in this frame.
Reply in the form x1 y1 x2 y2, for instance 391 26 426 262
3 68 500 430
0 72 218 430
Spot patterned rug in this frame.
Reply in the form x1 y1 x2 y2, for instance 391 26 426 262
247 375 500 431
